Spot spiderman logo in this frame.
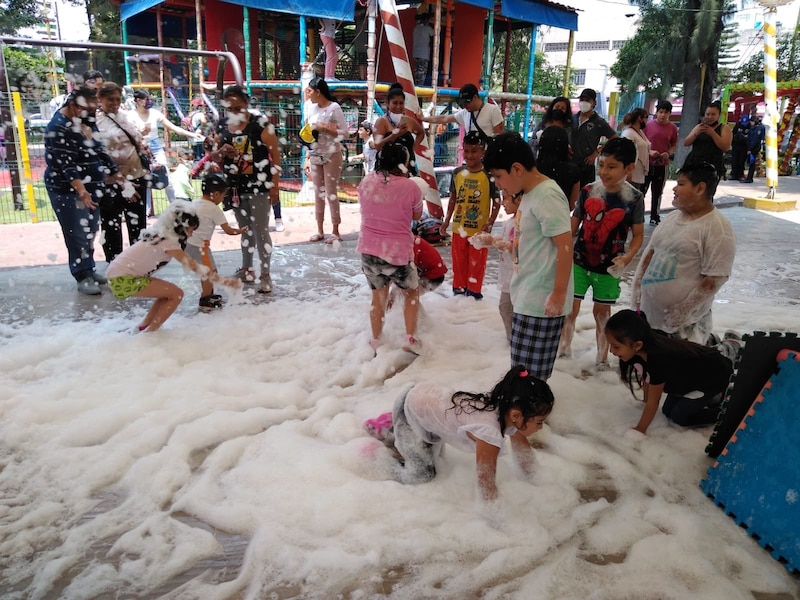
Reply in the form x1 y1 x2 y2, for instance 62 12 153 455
582 196 625 267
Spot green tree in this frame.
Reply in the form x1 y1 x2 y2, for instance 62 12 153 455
732 31 800 83
611 0 733 165
3 46 64 106
67 0 124 84
0 0 42 35
489 28 570 97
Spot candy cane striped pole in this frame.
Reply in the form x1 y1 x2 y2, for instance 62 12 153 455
763 7 778 197
377 0 443 217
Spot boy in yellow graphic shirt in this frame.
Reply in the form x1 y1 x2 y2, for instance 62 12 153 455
444 132 500 299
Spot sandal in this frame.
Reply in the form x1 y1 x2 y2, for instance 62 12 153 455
325 235 341 244
309 233 325 242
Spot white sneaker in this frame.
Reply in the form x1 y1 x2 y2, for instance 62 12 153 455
274 219 285 232
258 274 273 294
402 335 422 355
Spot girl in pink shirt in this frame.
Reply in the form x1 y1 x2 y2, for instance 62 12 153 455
357 143 424 354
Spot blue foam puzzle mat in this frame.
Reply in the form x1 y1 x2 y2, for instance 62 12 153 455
706 331 800 457
700 351 800 574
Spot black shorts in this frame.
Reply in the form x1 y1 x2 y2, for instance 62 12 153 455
361 254 419 291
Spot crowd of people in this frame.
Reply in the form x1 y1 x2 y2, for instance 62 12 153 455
43 65 751 503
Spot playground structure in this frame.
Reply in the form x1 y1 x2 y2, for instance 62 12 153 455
702 342 800 575
722 81 800 177
0 0 578 224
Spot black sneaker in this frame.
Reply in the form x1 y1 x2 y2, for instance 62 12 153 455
199 295 223 312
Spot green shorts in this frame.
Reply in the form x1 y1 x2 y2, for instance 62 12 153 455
572 264 620 304
108 275 152 299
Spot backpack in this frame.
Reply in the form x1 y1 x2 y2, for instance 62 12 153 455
413 215 446 244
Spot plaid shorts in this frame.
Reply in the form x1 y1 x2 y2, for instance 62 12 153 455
361 254 419 291
510 313 565 381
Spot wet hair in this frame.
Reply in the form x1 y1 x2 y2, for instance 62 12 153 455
308 77 337 103
677 161 720 199
133 89 150 101
202 172 228 195
222 84 250 103
600 137 637 166
375 141 410 176
359 120 373 133
449 365 554 435
386 82 405 103
484 131 535 172
622 108 648 127
542 96 572 128
463 130 486 148
141 200 199 249
97 82 122 98
707 100 722 114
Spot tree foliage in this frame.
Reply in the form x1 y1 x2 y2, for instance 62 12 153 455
66 0 124 84
3 46 64 104
0 0 42 35
732 32 800 84
489 28 571 97
611 0 733 164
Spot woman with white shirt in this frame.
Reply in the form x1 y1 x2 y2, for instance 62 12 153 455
130 89 203 213
304 77 347 243
95 82 148 262
621 108 658 193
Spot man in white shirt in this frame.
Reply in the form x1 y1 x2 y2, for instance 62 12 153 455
421 83 504 141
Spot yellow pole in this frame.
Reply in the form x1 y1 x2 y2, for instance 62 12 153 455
11 92 37 222
763 7 779 197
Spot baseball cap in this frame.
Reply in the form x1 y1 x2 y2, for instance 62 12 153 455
579 88 597 101
458 83 478 107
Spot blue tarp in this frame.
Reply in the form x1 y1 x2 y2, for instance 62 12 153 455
500 0 578 30
121 0 163 21
121 0 354 22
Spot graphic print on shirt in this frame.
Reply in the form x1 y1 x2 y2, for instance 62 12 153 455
574 195 626 269
452 171 491 235
641 246 679 286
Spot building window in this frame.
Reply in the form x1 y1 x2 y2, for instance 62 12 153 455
612 40 627 50
576 41 610 52
544 42 569 53
571 69 586 86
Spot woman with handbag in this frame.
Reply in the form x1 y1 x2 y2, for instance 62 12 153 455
304 77 347 243
95 82 149 262
211 85 282 294
130 89 203 215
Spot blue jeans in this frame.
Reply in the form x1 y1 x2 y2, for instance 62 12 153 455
48 189 99 281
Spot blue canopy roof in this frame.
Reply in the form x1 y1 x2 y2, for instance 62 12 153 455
121 0 575 30
121 0 355 22
458 0 577 30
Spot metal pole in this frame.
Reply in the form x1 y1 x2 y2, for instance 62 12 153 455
243 7 252 94
523 24 538 141
366 0 376 122
562 29 574 97
0 37 245 87
763 6 779 198
428 0 442 150
196 0 204 89
482 7 494 89
122 21 132 85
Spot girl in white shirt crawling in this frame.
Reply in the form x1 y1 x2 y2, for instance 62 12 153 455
379 365 554 504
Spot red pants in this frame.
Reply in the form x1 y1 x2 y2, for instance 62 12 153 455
451 234 488 294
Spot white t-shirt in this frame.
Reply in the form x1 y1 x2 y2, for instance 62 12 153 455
106 237 181 278
404 382 512 455
306 101 347 156
497 217 515 293
621 127 651 184
453 102 503 138
187 199 228 248
511 179 573 317
640 208 736 334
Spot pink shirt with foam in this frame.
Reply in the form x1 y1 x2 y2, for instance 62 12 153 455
357 172 423 266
